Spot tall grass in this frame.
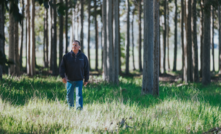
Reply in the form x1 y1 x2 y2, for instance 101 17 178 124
0 75 220 133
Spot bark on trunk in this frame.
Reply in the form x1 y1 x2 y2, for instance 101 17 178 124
65 0 68 54
87 0 91 70
59 0 63 66
163 0 167 74
132 13 135 71
30 0 35 76
125 0 130 75
211 7 215 72
181 0 184 81
173 0 177 71
192 0 199 82
19 0 24 71
0 3 4 79
102 0 107 81
106 0 113 82
113 0 119 84
51 0 57 75
80 0 84 53
167 3 170 71
9 3 15 75
44 9 49 68
14 18 20 76
219 3 221 75
202 0 211 85
138 0 142 72
200 0 204 77
153 0 159 96
95 0 98 71
142 0 154 94
26 0 31 75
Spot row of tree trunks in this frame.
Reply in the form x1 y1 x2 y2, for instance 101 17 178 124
0 3 4 79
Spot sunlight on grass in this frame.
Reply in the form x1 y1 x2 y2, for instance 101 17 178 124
0 75 220 133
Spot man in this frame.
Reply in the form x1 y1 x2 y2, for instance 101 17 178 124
59 40 89 110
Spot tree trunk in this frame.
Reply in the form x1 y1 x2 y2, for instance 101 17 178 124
19 0 24 72
95 0 98 71
202 0 211 85
51 0 57 75
44 9 49 68
138 0 142 72
167 4 170 71
59 0 63 66
192 0 199 82
49 5 52 69
87 0 91 70
113 0 119 84
125 0 130 75
65 0 68 54
26 0 31 75
163 0 167 74
153 0 159 96
30 0 35 76
14 18 20 76
80 0 84 53
211 6 215 72
132 13 135 71
69 0 75 53
102 0 107 81
173 0 177 71
0 3 4 79
219 3 221 75
181 0 184 81
200 0 204 77
184 0 192 83
142 0 154 94
106 0 113 82
9 2 15 75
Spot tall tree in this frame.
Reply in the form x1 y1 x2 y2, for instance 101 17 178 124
181 0 184 80
192 0 199 82
173 0 177 71
48 3 52 69
163 0 167 74
202 0 211 85
0 3 4 79
30 0 35 76
219 2 221 75
138 0 142 72
51 0 57 75
65 0 68 53
106 0 113 82
19 0 24 71
142 0 154 94
167 3 170 71
132 12 135 71
59 0 64 66
200 0 204 77
14 14 20 75
9 2 15 75
125 0 130 75
102 0 107 81
184 0 192 83
43 8 49 67
87 0 91 70
69 0 75 53
113 0 119 84
94 0 98 71
153 0 159 96
211 6 215 72
80 0 84 53
26 0 31 75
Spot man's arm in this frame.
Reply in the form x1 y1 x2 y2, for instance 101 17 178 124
59 56 67 83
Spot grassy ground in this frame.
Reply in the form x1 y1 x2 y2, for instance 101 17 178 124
0 75 220 133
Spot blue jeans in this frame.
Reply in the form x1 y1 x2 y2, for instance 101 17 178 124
66 80 83 110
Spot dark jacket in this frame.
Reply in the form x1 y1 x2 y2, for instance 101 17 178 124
59 50 89 82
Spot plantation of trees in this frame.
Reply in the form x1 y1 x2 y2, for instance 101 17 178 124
0 0 221 133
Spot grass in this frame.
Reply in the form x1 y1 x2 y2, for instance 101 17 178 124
0 75 221 133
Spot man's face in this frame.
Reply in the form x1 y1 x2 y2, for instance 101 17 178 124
72 42 81 51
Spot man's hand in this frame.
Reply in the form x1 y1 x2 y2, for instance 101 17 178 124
84 82 88 87
62 78 67 84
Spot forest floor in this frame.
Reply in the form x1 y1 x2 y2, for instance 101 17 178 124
0 74 221 133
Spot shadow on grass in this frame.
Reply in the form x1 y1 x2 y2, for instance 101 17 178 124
0 76 221 109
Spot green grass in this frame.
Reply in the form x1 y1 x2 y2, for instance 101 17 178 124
0 75 221 133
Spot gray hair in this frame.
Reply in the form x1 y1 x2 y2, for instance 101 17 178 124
72 40 81 46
